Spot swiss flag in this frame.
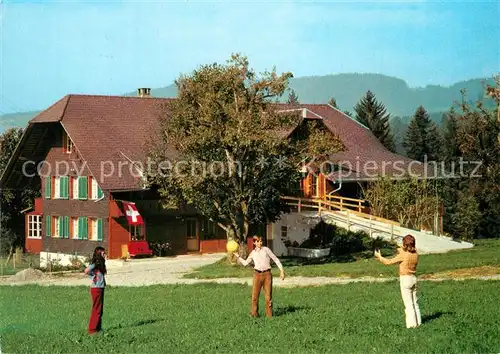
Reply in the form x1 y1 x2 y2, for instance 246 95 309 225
122 202 144 225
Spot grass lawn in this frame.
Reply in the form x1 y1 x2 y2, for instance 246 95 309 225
1 280 499 353
183 239 500 279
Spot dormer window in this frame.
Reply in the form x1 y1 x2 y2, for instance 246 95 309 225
63 131 73 154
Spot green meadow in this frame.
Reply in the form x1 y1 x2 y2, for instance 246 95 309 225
1 280 499 353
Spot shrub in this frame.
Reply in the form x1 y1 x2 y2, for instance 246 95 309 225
299 221 397 258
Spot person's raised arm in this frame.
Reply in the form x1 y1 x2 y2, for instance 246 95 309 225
85 263 95 275
375 250 403 265
234 251 254 267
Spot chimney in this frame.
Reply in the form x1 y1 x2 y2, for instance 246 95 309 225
137 88 151 98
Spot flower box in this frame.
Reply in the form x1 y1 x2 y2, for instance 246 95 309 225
287 247 330 258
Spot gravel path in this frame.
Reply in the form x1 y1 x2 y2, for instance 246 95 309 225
2 254 499 287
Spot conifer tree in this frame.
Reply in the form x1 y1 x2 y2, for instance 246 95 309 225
287 89 299 105
354 90 395 152
403 106 443 161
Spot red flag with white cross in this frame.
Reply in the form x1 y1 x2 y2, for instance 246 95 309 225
122 201 144 225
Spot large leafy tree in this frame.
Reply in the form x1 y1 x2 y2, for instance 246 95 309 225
1 128 39 257
148 54 342 247
453 87 500 238
354 90 396 152
403 106 443 161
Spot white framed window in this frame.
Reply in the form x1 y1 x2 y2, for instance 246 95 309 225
72 217 79 239
88 218 98 240
91 178 98 200
131 225 143 240
66 135 73 154
54 178 61 199
28 215 42 239
53 216 60 238
72 177 79 199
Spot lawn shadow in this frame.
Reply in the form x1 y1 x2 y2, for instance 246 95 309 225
107 318 167 330
422 311 452 324
273 305 311 317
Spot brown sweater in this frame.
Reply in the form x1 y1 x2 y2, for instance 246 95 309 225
379 249 418 276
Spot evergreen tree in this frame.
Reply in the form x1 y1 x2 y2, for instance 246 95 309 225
328 97 338 108
442 109 461 159
354 90 396 152
287 89 299 105
403 106 443 161
343 110 353 117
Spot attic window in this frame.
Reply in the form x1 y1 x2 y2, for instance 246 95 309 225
63 132 73 154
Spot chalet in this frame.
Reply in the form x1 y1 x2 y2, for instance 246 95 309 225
0 90 421 264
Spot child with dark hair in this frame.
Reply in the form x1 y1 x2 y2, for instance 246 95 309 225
85 246 107 334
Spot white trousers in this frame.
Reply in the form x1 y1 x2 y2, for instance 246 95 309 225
399 275 422 328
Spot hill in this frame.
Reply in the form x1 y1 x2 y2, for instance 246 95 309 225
0 73 495 134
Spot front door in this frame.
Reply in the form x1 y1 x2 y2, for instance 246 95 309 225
186 219 199 252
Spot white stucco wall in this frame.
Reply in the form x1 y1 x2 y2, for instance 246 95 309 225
40 252 88 268
269 212 321 257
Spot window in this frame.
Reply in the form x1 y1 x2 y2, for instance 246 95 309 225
90 178 104 200
202 219 218 240
28 215 42 239
53 177 69 199
310 174 318 197
66 135 73 154
53 216 60 237
131 225 143 240
88 218 103 241
54 178 60 199
281 226 288 239
72 178 79 199
186 220 197 239
72 217 79 239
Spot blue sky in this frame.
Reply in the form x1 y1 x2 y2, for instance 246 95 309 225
1 0 499 113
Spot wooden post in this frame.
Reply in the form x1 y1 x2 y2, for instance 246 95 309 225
369 214 373 238
298 199 301 213
391 224 394 242
347 210 350 231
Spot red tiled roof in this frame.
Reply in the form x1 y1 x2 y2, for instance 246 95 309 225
29 95 174 191
25 95 421 190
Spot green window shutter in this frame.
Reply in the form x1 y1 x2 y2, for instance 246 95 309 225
79 177 88 200
60 177 69 199
63 216 69 238
97 218 103 241
97 186 104 199
58 217 63 238
78 217 82 240
45 177 51 199
46 216 51 237
81 217 88 240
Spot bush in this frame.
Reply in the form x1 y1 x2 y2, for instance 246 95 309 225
148 241 172 257
299 221 396 257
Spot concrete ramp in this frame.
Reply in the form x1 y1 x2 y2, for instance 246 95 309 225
320 210 473 254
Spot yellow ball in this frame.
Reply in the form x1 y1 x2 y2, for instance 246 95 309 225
226 240 239 253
